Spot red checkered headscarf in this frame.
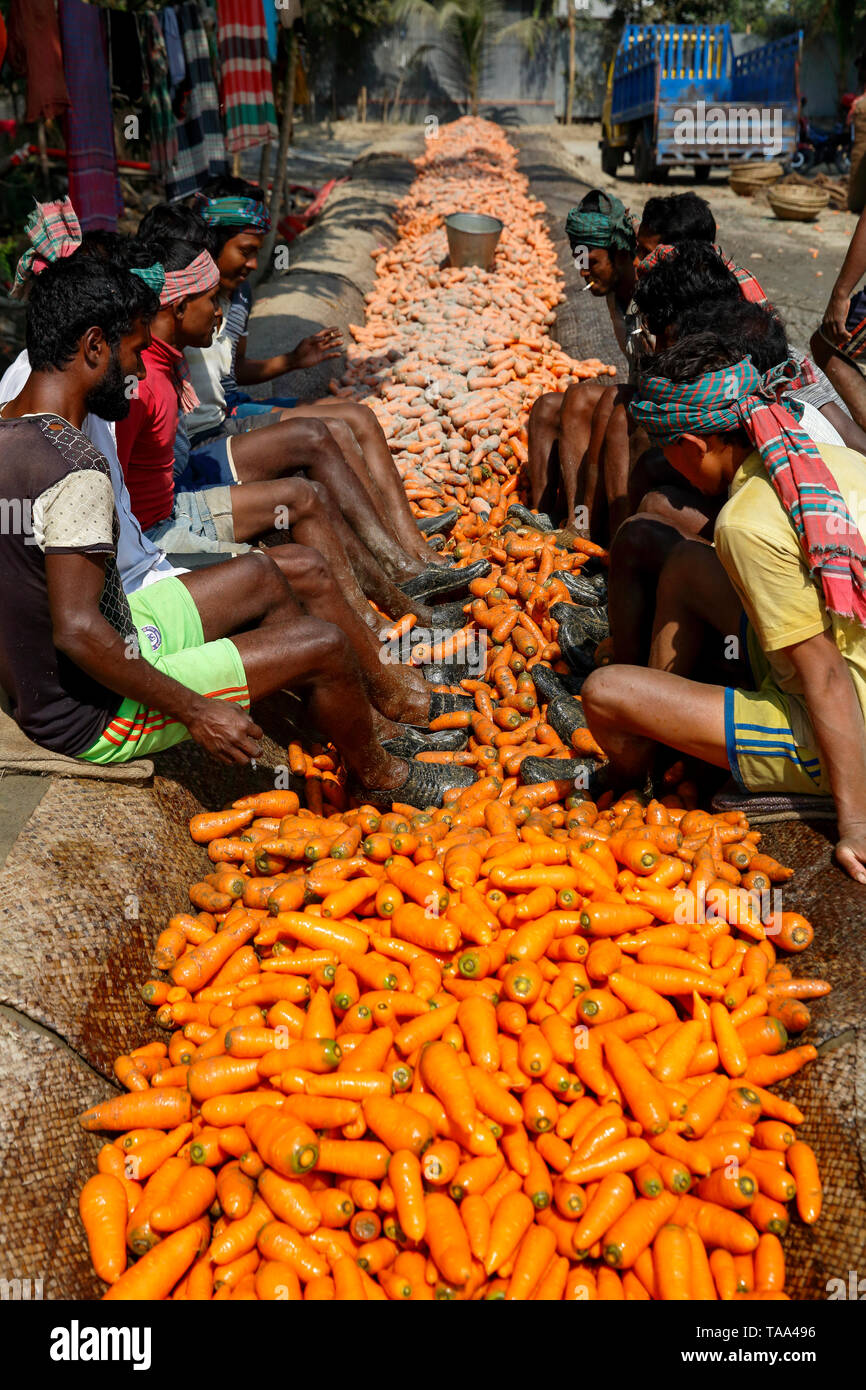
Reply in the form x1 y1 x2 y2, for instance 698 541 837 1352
157 250 219 413
159 250 220 306
631 355 866 626
636 243 769 305
11 198 82 299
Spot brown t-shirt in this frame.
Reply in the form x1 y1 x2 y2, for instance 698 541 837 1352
0 413 134 755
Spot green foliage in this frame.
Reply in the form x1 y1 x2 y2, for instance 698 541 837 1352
391 0 504 114
497 0 557 62
305 0 394 40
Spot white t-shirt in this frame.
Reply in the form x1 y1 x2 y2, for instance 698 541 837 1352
796 400 844 447
184 298 233 440
0 351 184 593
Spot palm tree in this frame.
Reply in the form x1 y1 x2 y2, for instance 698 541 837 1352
391 0 504 116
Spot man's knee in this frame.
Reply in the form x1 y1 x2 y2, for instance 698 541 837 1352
530 391 561 424
288 417 336 461
325 418 361 457
240 550 290 605
581 666 626 724
278 476 327 521
611 513 664 564
278 544 331 596
303 617 353 676
636 488 677 517
561 381 604 421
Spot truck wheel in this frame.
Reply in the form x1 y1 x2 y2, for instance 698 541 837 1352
633 130 654 183
693 164 711 184
601 142 621 177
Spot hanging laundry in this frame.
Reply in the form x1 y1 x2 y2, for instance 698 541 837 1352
144 13 179 178
6 0 70 124
262 0 278 63
161 7 187 92
57 0 121 231
109 11 144 105
217 0 278 155
165 1 227 201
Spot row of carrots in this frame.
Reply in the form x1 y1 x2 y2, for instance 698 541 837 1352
77 781 825 1300
333 117 615 516
74 117 827 1301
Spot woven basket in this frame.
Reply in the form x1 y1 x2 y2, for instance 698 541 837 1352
728 161 785 196
768 185 831 221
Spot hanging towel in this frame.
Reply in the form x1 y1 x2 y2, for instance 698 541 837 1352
57 0 121 231
262 0 278 63
144 13 179 178
6 0 70 124
165 0 227 202
217 0 278 155
161 7 187 91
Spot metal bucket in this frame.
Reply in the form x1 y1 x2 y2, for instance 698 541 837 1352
445 212 503 269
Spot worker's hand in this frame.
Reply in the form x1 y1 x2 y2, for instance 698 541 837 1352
290 328 344 371
835 820 866 884
186 698 264 766
821 289 852 347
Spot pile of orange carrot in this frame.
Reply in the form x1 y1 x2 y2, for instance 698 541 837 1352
74 118 828 1302
332 117 615 518
77 786 826 1300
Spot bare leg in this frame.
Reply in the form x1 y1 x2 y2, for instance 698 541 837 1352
607 513 692 667
583 540 745 785
527 392 563 511
627 447 678 516
649 540 746 682
228 476 439 628
263 541 434 726
582 664 729 786
283 400 441 564
558 380 610 531
810 330 866 433
228 417 423 582
178 552 409 790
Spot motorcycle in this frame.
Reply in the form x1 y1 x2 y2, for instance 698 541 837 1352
787 96 855 176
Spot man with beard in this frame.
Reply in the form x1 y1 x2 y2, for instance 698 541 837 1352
0 254 476 807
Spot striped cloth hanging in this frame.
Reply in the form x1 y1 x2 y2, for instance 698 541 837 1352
217 0 278 155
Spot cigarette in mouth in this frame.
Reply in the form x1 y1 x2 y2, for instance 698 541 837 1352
580 281 595 292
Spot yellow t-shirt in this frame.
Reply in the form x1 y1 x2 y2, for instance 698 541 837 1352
714 443 866 732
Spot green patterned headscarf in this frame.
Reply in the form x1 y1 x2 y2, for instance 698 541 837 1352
130 263 166 296
565 191 636 256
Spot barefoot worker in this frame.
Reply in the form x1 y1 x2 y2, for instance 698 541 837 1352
0 254 475 808
582 336 866 882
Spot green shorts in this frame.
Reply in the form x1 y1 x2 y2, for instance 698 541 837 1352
79 577 250 764
725 620 826 796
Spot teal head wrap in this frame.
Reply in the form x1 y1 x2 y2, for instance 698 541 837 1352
130 263 167 296
565 191 636 256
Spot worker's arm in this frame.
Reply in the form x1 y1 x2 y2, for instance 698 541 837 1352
819 402 866 454
46 552 263 765
234 327 344 386
785 627 866 882
821 205 866 345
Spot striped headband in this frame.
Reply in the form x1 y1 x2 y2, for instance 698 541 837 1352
11 197 82 299
194 194 271 233
159 250 220 306
630 355 866 626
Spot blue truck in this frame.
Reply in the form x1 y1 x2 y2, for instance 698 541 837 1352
600 24 803 183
